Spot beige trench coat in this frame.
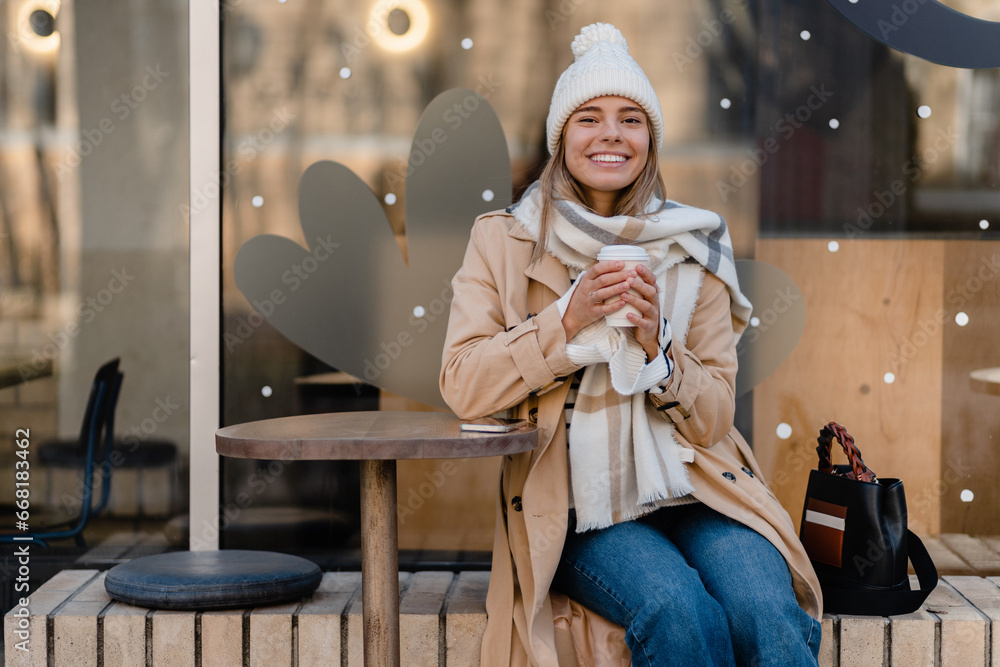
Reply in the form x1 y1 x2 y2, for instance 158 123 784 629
440 211 822 666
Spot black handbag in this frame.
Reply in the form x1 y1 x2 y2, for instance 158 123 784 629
799 422 937 616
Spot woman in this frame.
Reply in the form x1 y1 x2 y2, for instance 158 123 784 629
440 23 822 666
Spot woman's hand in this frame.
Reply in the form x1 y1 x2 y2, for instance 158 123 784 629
562 262 661 360
622 263 662 361
562 260 631 340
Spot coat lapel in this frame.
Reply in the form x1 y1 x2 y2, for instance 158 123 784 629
509 222 573 297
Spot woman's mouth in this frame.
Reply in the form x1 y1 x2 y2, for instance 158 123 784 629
589 153 629 164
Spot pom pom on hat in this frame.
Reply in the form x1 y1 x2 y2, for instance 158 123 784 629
546 23 663 156
571 23 629 58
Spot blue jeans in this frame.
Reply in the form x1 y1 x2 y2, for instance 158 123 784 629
552 503 821 666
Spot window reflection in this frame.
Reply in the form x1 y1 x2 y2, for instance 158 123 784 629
958 68 1000 186
0 0 189 551
221 0 1000 561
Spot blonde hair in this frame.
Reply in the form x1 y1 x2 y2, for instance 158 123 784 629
529 127 666 265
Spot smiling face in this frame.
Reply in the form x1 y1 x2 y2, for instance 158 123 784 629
562 95 651 216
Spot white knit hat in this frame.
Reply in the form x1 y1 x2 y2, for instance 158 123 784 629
546 23 664 156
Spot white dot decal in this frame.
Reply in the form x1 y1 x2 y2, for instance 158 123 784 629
339 67 352 79
917 105 932 119
961 489 974 503
720 98 732 109
955 312 969 326
251 195 264 208
828 241 840 252
482 189 495 202
384 193 397 205
884 372 895 384
412 305 426 318
776 423 793 440
261 386 273 397
800 30 811 41
829 118 840 129
461 38 473 50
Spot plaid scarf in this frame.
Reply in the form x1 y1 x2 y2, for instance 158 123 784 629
511 183 751 531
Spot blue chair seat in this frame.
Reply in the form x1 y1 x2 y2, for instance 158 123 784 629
40 439 178 468
162 507 356 549
104 550 322 610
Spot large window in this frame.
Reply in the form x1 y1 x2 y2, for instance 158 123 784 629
0 0 189 560
219 0 1000 565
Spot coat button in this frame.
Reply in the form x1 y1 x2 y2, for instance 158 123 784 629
741 466 754 478
511 496 523 512
722 472 737 482
528 408 538 424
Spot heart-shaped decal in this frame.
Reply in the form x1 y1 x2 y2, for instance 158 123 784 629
234 89 804 408
234 89 511 409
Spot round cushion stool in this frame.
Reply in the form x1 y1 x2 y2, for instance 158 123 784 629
104 550 322 610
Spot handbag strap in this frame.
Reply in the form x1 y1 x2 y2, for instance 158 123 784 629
821 530 938 616
816 422 876 482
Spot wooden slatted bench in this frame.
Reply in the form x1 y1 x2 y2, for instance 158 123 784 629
8 532 1000 665
4 570 490 666
6 569 1000 666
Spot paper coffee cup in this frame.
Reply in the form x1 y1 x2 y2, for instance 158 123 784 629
596 245 649 327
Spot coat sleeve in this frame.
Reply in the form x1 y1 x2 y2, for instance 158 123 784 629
649 273 738 447
440 218 580 419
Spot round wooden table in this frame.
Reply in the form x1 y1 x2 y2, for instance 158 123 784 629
216 411 537 667
970 367 1000 396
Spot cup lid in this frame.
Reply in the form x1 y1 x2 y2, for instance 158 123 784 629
596 244 649 260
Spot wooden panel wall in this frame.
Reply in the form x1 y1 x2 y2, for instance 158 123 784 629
940 242 1000 534
753 239 944 534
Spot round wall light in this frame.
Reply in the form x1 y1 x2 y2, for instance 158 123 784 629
370 0 430 53
17 0 61 57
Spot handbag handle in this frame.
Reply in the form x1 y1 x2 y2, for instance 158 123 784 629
816 422 876 482
819 530 938 616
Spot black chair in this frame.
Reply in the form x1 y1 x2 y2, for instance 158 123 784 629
0 358 123 546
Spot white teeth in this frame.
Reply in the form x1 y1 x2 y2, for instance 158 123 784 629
590 154 627 163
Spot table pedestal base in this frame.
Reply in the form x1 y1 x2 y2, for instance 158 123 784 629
360 459 400 666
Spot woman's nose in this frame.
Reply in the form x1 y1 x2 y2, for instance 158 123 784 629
600 120 622 141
